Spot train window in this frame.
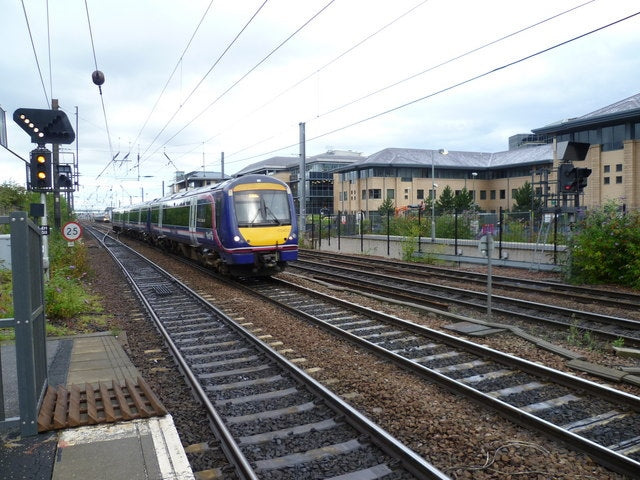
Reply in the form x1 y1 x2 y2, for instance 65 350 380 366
234 189 291 227
164 205 189 226
151 207 159 224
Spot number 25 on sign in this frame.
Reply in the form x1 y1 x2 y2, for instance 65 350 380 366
61 221 83 244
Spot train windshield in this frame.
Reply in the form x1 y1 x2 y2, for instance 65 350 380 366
234 189 291 227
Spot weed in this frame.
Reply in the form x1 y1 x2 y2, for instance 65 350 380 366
612 337 625 348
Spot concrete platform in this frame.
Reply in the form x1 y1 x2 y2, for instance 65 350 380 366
0 332 194 480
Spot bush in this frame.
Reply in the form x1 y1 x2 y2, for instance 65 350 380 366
566 202 640 289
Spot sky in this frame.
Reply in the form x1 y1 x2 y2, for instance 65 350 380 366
1 0 639 211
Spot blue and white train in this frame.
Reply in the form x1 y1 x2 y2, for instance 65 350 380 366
112 175 298 276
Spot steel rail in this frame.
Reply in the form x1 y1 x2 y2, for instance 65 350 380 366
238 277 640 478
300 250 640 309
88 227 450 480
290 260 640 343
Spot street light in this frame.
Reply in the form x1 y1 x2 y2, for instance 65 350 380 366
472 172 478 209
431 148 447 242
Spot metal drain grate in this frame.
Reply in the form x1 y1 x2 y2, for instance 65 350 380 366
150 284 174 296
37 376 167 432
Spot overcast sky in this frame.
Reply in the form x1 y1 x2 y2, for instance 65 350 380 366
1 0 639 210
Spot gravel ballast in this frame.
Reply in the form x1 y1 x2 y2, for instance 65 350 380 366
79 234 635 479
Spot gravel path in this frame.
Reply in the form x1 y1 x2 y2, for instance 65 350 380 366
77 234 635 479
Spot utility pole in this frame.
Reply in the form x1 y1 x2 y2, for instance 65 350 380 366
299 123 306 236
52 99 61 228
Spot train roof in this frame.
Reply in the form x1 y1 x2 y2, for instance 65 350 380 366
114 174 288 211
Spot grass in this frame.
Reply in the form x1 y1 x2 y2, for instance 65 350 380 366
0 232 110 341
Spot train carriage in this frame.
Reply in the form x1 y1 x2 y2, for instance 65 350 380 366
112 175 298 276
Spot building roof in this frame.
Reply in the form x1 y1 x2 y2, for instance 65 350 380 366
533 92 640 135
333 144 553 172
234 156 298 176
235 150 361 176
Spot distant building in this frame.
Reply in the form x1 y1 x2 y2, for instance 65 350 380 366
332 146 553 214
237 150 361 214
170 170 230 193
234 93 640 215
333 92 640 214
533 92 640 210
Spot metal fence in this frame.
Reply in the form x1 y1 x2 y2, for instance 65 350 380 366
0 212 48 436
307 208 575 247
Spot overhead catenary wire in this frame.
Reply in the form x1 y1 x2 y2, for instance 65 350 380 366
139 0 270 163
177 0 595 165
223 10 640 166
198 0 432 147
131 0 216 150
85 0 115 180
144 0 336 164
221 0 595 163
20 0 50 106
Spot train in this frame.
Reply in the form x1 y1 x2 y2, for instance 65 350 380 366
111 174 298 276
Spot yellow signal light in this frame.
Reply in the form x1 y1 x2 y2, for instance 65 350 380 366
37 171 47 180
36 154 47 164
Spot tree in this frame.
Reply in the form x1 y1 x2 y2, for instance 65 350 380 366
0 181 29 215
512 182 542 212
454 187 474 212
436 185 456 212
378 196 394 216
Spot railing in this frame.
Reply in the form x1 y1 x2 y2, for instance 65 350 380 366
0 212 48 436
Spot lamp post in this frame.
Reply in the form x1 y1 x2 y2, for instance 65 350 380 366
431 148 447 242
471 172 478 210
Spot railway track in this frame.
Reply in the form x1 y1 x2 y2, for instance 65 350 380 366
90 227 448 480
291 253 640 346
230 276 640 478
299 250 640 312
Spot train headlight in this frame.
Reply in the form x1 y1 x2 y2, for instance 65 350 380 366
233 235 241 242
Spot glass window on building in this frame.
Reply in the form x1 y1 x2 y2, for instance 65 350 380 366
616 164 623 172
404 188 409 200
490 190 496 200
362 190 366 200
369 189 381 199
417 189 424 199
480 190 487 200
616 176 623 184
387 189 395 199
604 165 610 173
602 124 625 151
500 190 506 199
604 177 610 184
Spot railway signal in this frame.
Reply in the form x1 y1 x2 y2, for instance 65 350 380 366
558 163 577 193
30 148 52 191
576 167 592 192
13 108 75 145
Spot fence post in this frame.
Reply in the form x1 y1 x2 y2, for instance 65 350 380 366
498 206 503 260
337 211 341 250
454 210 458 256
418 208 422 253
360 210 364 252
10 212 48 436
386 210 391 256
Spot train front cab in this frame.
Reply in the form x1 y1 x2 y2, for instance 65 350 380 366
219 178 297 275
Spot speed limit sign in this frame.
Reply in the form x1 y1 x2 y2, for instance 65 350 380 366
62 221 83 242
